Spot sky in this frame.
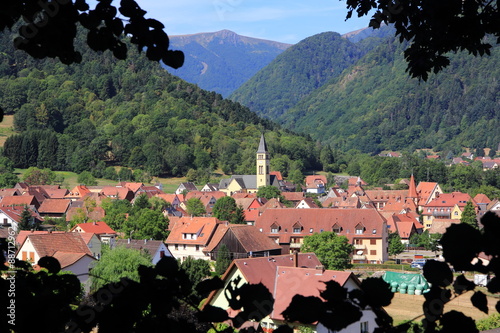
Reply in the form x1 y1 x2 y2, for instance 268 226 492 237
121 0 373 44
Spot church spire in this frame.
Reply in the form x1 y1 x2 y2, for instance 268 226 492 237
408 174 418 199
256 134 270 188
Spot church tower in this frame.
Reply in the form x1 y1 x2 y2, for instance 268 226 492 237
256 134 270 188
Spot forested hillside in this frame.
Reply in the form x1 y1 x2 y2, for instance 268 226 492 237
163 30 291 97
281 36 500 154
229 28 391 120
0 28 320 178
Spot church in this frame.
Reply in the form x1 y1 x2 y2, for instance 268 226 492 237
218 134 282 195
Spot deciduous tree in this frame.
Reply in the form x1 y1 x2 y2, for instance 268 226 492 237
301 231 354 270
388 232 406 257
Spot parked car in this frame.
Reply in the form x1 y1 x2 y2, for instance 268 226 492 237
410 258 427 269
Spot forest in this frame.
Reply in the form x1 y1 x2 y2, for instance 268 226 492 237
0 27 321 180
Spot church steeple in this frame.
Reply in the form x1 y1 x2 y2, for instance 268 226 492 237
256 134 270 188
408 174 418 203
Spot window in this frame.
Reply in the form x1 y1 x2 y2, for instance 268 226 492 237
174 244 178 250
309 228 313 233
29 252 35 262
360 321 369 333
293 227 301 234
259 166 264 175
370 239 376 245
454 211 459 215
183 244 186 250
271 224 279 233
195 245 200 251
160 251 165 258
370 250 377 255
3 218 7 225
22 251 27 261
355 228 363 234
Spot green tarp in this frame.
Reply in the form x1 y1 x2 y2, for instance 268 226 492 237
382 271 430 294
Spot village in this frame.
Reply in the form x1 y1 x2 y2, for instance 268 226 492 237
2 135 500 332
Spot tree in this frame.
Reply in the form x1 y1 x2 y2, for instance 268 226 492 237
23 167 55 185
301 231 354 270
133 193 150 211
256 185 281 200
18 206 35 230
124 208 169 240
76 170 97 186
148 196 170 212
0 172 19 188
212 196 245 224
89 246 153 292
345 0 500 80
460 200 479 229
179 256 211 303
185 197 206 217
215 244 231 276
388 232 406 257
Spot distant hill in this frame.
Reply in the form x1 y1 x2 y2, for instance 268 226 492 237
229 29 390 120
162 30 292 97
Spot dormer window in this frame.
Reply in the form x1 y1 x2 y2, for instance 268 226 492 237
293 222 302 234
271 223 279 234
332 223 342 234
355 224 364 235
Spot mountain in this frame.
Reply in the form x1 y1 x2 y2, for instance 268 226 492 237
162 30 292 97
229 29 391 120
278 36 500 153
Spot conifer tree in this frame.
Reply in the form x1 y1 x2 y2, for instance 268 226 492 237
460 200 479 229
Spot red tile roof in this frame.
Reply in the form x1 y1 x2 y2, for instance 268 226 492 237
21 232 92 257
272 267 354 321
99 186 134 200
425 192 473 208
72 222 116 235
474 194 491 204
53 251 93 268
16 230 65 246
166 217 221 245
65 185 91 198
281 192 305 202
1 195 39 208
305 175 327 186
255 208 387 242
270 171 283 181
204 224 281 254
38 199 71 214
231 193 257 199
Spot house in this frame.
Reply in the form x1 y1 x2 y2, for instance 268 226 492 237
0 206 43 232
421 192 476 230
118 182 144 195
71 221 117 245
16 232 96 284
323 197 362 209
204 253 379 333
203 224 282 260
0 195 40 210
114 239 173 264
474 193 491 219
155 193 182 208
66 206 106 223
386 213 423 243
304 175 327 194
255 208 388 263
165 216 222 262
65 185 92 201
295 197 319 209
99 186 135 201
134 186 164 199
281 192 305 205
233 197 263 225
175 182 198 195
200 183 220 192
37 198 72 218
416 182 444 210
362 190 409 210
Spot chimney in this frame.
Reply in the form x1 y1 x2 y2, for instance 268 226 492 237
293 250 298 268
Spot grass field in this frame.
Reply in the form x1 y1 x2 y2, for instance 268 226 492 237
384 291 496 325
0 115 16 147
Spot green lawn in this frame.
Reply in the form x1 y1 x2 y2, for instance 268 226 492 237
0 115 16 147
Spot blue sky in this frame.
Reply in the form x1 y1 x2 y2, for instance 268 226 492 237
122 0 373 44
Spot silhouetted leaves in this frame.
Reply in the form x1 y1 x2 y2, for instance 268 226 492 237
440 223 482 271
320 280 347 305
423 260 453 287
471 291 489 314
196 304 229 322
37 255 61 274
439 311 478 333
453 275 476 295
196 276 224 297
481 212 500 256
360 277 394 307
487 277 500 294
281 295 323 324
319 301 363 332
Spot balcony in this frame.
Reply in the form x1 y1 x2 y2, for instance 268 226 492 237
290 243 302 249
352 254 366 260
353 244 365 250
